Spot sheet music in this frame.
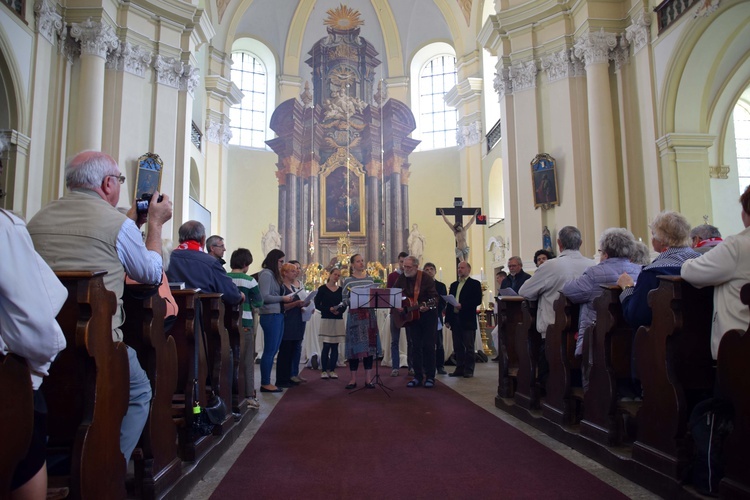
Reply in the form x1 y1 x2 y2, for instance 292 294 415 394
497 288 518 297
300 289 317 306
442 294 460 307
301 301 316 321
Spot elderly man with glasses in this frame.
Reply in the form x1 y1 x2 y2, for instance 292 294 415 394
206 234 227 265
27 150 173 466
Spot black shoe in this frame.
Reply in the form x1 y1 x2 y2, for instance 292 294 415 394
492 356 500 362
365 382 376 389
406 378 422 388
437 368 447 375
463 373 474 378
345 382 357 389
311 354 319 370
260 386 283 393
448 371 464 377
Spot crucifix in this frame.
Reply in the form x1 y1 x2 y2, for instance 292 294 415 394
436 197 481 263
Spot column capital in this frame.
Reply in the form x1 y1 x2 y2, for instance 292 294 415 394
493 61 512 98
205 117 232 146
541 48 584 83
456 119 482 150
509 60 537 92
625 10 652 55
34 0 63 45
180 64 200 95
105 42 153 78
573 29 618 67
69 18 119 59
58 28 80 64
612 35 630 72
153 54 183 88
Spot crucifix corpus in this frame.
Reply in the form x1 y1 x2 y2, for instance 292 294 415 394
437 197 481 263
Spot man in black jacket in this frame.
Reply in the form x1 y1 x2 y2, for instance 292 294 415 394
500 256 531 293
423 262 448 374
446 261 483 378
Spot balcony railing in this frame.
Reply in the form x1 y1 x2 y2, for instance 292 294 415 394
654 0 699 33
486 118 502 154
191 121 202 152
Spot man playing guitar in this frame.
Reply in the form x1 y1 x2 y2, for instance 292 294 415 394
393 256 440 388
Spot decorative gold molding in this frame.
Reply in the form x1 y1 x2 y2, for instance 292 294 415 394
365 160 382 178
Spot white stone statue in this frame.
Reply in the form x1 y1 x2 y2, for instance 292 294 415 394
407 223 426 263
261 223 282 256
487 236 506 263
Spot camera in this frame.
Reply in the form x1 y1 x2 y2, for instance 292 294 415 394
136 192 163 215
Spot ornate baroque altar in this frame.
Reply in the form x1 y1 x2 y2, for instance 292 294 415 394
266 5 419 265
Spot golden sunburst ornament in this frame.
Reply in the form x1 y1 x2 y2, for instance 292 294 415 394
324 4 364 31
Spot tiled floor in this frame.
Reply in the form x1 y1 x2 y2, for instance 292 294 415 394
185 361 659 499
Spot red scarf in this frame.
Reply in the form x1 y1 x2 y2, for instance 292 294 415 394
695 237 722 248
176 240 203 251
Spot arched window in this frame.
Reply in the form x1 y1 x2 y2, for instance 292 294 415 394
229 38 276 149
229 51 267 148
410 42 458 151
735 102 750 193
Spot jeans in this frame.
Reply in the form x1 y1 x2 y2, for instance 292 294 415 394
260 314 284 385
321 342 339 372
122 345 152 463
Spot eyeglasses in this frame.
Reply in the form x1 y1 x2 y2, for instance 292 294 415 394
106 174 126 184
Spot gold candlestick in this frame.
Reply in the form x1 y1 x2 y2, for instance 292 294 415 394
479 281 493 355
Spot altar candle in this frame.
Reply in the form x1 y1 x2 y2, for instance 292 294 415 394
439 267 443 280
480 267 484 281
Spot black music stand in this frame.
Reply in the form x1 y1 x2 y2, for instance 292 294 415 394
349 287 402 397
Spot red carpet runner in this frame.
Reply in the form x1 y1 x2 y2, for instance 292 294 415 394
211 370 627 499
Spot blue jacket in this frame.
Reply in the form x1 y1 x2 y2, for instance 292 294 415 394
619 247 700 330
167 249 243 305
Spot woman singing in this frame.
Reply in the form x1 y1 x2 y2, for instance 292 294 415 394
341 254 379 389
315 268 345 379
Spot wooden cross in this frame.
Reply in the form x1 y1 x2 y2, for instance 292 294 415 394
435 197 482 228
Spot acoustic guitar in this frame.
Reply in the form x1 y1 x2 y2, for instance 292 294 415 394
392 297 437 328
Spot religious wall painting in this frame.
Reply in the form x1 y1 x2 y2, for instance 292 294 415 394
134 152 163 201
531 153 559 209
320 149 366 237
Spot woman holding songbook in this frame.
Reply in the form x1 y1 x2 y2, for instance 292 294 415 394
315 268 346 379
341 254 380 389
276 263 306 388
258 249 294 393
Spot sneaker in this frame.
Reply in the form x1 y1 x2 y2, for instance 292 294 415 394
321 372 330 379
328 371 339 379
390 369 399 377
297 375 307 382
311 354 319 370
408 368 415 376
290 376 305 384
247 398 260 410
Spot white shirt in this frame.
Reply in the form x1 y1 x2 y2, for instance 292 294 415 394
0 209 67 390
518 250 595 337
681 226 750 359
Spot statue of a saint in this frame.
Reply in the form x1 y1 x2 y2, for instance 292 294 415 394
407 223 426 262
440 208 478 262
542 226 553 253
261 223 282 256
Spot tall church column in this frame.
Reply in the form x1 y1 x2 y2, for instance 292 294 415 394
574 30 620 237
386 157 403 259
203 73 242 236
656 133 715 226
625 11 661 228
69 18 119 152
365 161 382 262
446 52 486 268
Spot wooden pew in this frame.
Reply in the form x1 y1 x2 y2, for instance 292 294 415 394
514 300 540 410
496 297 522 398
717 283 750 498
0 353 33 497
170 289 212 462
122 285 181 499
199 294 233 435
580 285 635 446
542 295 582 426
632 276 714 479
45 271 129 499
224 303 249 417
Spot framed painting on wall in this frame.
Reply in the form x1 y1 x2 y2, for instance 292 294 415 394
320 150 366 237
531 153 559 209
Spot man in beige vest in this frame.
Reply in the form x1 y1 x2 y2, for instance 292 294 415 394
28 150 173 465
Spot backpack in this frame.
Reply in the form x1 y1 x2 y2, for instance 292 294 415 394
688 397 734 496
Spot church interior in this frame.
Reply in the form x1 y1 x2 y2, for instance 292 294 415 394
2 0 750 497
